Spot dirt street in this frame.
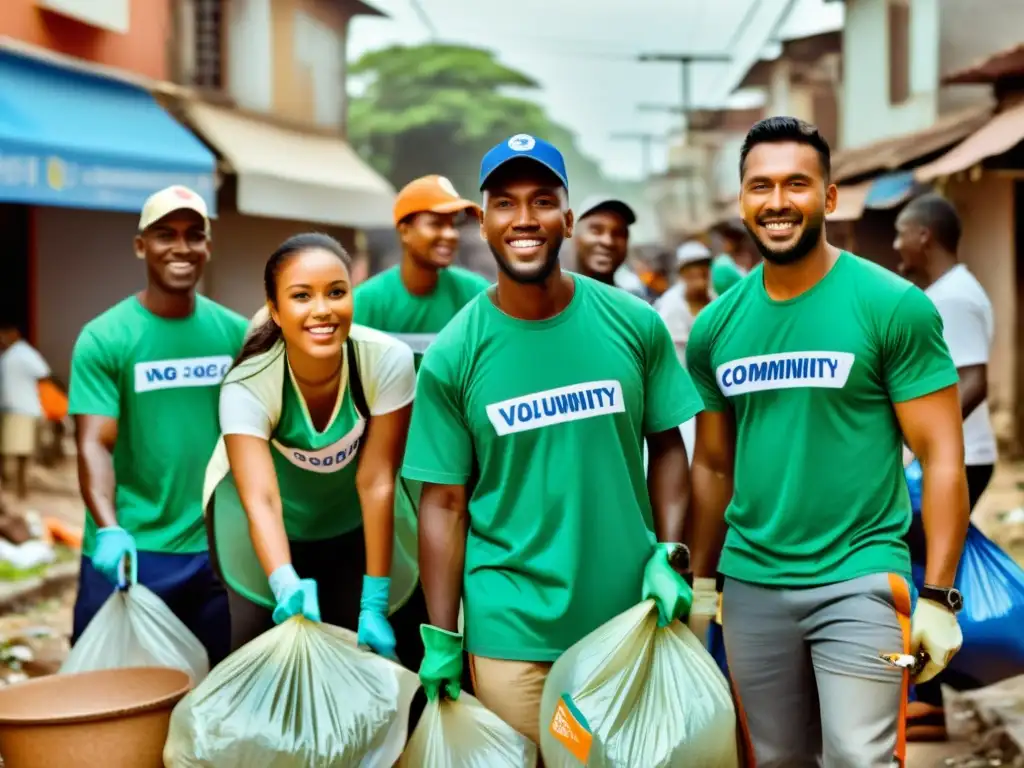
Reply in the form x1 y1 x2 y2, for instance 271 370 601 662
1 458 1022 766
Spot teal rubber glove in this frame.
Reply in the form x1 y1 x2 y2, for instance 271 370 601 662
269 564 320 625
642 543 694 627
418 624 463 702
91 526 137 588
358 575 398 661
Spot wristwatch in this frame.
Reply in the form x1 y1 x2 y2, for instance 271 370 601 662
919 584 964 614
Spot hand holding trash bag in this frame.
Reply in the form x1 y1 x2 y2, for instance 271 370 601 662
91 526 137 586
61 556 208 684
163 618 419 768
540 599 738 767
911 597 963 684
419 625 463 702
269 564 320 624
400 693 537 767
359 575 398 660
641 543 693 626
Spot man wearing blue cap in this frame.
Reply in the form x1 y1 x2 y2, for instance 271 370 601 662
402 133 703 744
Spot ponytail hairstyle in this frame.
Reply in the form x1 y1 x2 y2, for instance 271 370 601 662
228 232 353 377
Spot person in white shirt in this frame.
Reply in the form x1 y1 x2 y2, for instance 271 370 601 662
0 324 52 499
894 192 996 727
654 240 713 460
655 240 714 366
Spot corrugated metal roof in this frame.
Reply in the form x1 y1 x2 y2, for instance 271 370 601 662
830 105 992 182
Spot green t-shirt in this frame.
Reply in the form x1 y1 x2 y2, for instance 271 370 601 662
710 254 746 297
402 275 704 661
353 265 490 357
686 251 958 587
69 295 248 556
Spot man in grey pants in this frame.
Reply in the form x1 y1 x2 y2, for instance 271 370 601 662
685 117 968 767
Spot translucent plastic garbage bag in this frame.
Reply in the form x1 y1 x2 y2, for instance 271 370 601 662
163 618 419 768
60 583 209 684
911 524 1024 686
540 600 738 768
399 694 538 768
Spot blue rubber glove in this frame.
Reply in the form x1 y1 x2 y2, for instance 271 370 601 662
269 564 320 625
358 575 398 660
641 542 694 627
91 526 137 588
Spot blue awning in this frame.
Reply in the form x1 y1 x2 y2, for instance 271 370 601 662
864 171 920 210
0 50 216 213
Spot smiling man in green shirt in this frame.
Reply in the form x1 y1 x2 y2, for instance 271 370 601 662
403 134 701 747
354 174 489 364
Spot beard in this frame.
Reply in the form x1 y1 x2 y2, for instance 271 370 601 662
745 213 824 266
489 234 565 285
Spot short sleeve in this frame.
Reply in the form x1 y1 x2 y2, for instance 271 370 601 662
883 287 960 403
930 295 990 368
368 342 416 416
685 312 729 412
643 312 705 434
21 345 51 380
353 283 375 326
219 382 273 438
401 348 473 485
68 328 121 419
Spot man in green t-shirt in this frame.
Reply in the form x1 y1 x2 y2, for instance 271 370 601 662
685 117 969 766
69 186 248 666
354 174 490 361
403 134 703 746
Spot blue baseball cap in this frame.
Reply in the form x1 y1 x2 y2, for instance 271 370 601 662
479 134 569 191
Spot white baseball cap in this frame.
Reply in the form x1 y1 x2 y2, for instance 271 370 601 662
676 240 712 268
138 185 210 232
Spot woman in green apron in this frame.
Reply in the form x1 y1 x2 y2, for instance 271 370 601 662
203 233 422 664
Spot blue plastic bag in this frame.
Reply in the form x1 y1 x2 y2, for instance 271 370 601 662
707 620 729 681
906 457 1024 685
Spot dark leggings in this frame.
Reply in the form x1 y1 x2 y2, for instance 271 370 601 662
908 462 994 708
205 501 474 730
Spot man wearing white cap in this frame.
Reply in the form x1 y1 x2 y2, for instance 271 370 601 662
68 185 248 666
655 240 714 366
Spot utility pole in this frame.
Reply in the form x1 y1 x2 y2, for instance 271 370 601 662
637 52 730 230
637 52 732 140
609 132 665 179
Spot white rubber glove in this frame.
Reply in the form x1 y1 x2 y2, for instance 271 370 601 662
910 598 963 684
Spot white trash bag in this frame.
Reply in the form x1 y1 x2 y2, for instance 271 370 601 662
61 560 209 684
540 600 738 767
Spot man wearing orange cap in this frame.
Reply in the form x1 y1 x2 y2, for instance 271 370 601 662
68 185 248 666
354 175 490 363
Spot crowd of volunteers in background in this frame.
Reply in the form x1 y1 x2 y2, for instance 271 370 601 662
32 113 1002 765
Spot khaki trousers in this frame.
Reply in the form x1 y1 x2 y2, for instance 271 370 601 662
469 655 553 745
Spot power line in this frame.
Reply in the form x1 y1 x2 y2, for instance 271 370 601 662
408 0 438 39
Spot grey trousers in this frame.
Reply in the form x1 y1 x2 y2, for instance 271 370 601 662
722 573 912 768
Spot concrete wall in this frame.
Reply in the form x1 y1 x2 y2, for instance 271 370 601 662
841 0 940 149
0 0 172 80
226 0 348 130
945 173 1017 416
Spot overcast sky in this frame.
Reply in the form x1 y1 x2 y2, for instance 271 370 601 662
348 0 843 180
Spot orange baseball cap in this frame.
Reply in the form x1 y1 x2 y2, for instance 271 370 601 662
393 175 481 226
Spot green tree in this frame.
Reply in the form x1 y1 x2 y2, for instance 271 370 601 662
347 43 606 197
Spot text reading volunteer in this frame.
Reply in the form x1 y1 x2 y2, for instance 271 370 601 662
69 186 248 666
203 233 420 664
685 117 968 767
403 134 703 745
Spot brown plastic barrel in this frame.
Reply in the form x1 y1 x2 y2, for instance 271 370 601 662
0 666 191 768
